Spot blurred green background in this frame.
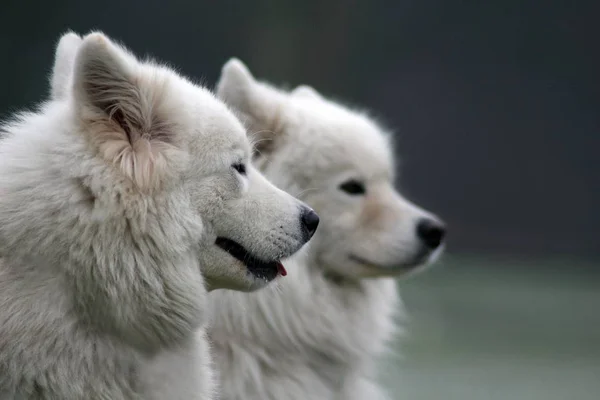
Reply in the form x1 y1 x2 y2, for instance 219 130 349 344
383 256 600 399
1 1 598 398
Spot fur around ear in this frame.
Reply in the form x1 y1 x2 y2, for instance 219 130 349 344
72 32 183 192
50 31 83 100
216 58 288 155
292 85 323 100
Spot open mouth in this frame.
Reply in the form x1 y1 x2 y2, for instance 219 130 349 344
215 237 287 281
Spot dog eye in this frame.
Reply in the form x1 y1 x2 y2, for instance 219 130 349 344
339 179 366 195
232 163 247 175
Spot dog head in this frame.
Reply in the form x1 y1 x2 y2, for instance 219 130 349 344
217 59 444 281
41 33 318 292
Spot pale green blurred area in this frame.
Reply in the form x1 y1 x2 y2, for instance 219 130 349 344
380 255 600 400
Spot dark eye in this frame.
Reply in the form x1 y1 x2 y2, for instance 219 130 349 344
232 163 247 175
339 179 366 195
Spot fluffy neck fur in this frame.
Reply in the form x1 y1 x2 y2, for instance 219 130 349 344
0 100 206 352
208 253 400 400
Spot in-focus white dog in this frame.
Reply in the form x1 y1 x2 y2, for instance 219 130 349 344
208 59 446 400
0 34 317 399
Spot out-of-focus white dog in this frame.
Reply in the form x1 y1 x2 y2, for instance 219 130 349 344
208 59 446 400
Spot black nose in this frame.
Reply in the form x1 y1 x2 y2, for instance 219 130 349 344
416 218 446 249
300 208 320 239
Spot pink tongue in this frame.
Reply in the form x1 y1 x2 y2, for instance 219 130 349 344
276 261 287 277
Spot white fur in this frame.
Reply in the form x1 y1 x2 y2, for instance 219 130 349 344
50 31 82 100
209 59 445 400
0 34 313 399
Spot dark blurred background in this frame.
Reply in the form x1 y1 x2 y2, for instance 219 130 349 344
1 1 598 399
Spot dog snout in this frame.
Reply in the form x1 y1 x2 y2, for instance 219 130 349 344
416 218 446 249
300 207 320 240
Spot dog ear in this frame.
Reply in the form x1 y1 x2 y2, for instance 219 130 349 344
216 58 288 155
72 32 181 191
291 85 323 101
50 31 83 100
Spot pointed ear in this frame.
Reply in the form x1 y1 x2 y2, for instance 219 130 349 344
215 58 255 108
50 31 82 100
216 58 288 155
72 32 181 191
291 85 323 101
72 33 140 120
